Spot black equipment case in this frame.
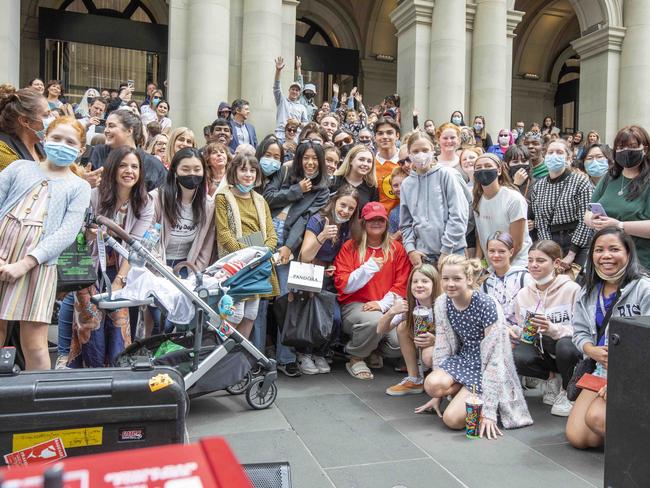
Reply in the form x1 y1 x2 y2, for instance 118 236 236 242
0 363 187 465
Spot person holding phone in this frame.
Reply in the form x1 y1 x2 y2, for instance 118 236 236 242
586 125 650 269
512 240 582 417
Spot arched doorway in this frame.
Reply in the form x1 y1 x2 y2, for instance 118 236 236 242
39 0 168 102
554 54 580 133
295 17 359 106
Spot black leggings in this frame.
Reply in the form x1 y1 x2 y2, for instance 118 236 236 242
513 336 582 390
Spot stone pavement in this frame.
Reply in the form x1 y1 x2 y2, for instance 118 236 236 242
187 362 604 488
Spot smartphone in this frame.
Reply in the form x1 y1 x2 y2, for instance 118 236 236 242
127 79 135 89
588 202 607 217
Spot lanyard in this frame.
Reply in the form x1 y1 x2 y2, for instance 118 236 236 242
97 226 107 275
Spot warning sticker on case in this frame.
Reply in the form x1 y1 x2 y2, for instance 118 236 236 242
12 427 103 451
149 373 174 392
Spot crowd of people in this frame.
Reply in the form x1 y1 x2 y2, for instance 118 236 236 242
1 56 649 448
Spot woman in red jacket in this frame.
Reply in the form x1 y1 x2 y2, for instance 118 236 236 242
334 201 411 380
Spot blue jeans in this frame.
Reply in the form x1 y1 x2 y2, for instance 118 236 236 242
251 263 295 364
57 292 74 356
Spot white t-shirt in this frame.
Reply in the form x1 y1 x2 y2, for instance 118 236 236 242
474 187 531 267
166 203 199 260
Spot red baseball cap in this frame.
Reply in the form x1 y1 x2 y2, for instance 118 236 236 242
361 201 388 221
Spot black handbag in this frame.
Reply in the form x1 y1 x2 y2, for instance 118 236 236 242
56 231 97 293
566 288 619 401
276 290 336 349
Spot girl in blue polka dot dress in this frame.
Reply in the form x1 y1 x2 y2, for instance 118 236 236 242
416 255 532 439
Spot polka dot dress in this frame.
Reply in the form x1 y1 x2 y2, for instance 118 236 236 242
440 291 498 394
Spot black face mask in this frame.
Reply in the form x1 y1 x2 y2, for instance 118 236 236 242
615 148 645 168
340 143 354 160
474 169 499 187
508 163 530 179
177 175 203 190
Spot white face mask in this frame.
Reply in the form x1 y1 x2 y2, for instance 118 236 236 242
534 273 555 286
333 212 350 224
410 152 433 169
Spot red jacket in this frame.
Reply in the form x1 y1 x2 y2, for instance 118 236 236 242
334 239 411 304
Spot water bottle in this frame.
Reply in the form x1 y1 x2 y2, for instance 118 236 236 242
142 223 161 251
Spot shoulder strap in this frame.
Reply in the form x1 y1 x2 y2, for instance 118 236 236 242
597 288 621 343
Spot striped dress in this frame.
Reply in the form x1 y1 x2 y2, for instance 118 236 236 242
0 180 57 323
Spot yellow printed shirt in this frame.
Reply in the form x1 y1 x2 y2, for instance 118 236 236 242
375 153 400 213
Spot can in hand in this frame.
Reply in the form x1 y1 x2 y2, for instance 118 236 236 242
465 393 483 439
521 311 538 344
412 305 433 336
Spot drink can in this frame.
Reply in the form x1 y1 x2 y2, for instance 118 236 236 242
521 311 537 344
412 305 432 336
465 395 483 439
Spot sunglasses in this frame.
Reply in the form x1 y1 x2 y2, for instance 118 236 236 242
300 139 322 145
335 137 353 147
285 126 297 133
398 157 410 165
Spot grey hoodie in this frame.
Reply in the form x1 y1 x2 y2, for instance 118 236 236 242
399 164 471 256
573 276 650 355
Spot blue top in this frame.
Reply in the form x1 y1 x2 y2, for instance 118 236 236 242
388 205 400 233
305 213 349 263
0 159 91 265
486 145 506 160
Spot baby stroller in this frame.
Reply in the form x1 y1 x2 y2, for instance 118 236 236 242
89 213 278 410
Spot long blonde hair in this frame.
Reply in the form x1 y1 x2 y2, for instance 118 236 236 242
334 144 377 187
166 126 196 164
354 218 393 265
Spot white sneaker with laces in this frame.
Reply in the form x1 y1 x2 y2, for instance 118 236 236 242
551 390 574 416
542 376 562 405
55 355 69 370
312 355 331 373
297 353 319 375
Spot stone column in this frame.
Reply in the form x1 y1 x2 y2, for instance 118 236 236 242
228 0 244 102
390 0 434 130
470 0 508 134
465 2 476 116
618 0 650 130
281 0 300 95
168 0 190 130
241 0 283 137
428 0 466 125
187 0 230 136
0 0 20 86
506 10 525 130
571 26 626 143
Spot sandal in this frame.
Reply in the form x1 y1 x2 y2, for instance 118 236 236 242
346 360 374 380
367 351 384 369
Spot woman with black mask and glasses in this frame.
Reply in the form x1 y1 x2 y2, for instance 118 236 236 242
586 125 650 269
332 129 355 161
263 139 330 377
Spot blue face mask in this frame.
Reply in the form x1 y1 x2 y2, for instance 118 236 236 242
152 97 161 107
585 158 609 177
32 116 54 141
44 141 79 167
451 116 462 125
259 157 281 176
544 153 567 172
473 123 483 132
236 182 255 193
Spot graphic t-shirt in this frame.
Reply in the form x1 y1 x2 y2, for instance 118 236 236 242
166 203 198 260
375 152 399 213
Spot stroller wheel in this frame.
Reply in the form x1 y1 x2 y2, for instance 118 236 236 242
225 372 252 395
245 376 278 410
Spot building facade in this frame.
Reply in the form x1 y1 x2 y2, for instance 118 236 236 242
2 0 649 143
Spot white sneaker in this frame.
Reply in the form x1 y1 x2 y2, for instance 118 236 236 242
542 376 562 405
521 376 542 390
551 390 574 417
297 353 319 375
312 355 331 374
55 355 69 370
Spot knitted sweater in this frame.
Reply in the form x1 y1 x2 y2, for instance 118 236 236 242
433 293 533 428
0 159 91 265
